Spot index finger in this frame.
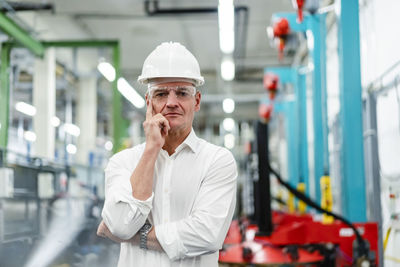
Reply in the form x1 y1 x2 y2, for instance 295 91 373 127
146 100 153 120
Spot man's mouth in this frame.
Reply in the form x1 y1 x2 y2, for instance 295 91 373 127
164 113 181 116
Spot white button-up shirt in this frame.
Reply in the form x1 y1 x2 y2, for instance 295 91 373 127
101 130 237 267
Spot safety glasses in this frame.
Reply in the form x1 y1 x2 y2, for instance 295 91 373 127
148 85 196 101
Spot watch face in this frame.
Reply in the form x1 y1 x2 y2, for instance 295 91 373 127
144 224 152 232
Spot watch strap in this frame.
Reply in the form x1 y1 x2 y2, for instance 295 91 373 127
139 222 152 250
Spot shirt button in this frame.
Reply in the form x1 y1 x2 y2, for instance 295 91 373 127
164 189 168 193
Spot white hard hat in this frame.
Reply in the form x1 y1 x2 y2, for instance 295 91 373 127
138 42 204 86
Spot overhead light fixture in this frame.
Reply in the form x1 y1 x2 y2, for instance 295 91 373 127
64 123 80 137
223 98 235 113
15 102 36 116
218 0 235 54
51 116 60 127
221 57 235 81
97 61 116 82
223 118 235 132
104 141 113 151
24 131 37 142
266 26 274 40
224 133 235 149
117 78 145 109
306 30 314 50
66 144 77 154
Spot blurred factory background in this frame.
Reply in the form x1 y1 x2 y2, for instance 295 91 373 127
0 0 399 266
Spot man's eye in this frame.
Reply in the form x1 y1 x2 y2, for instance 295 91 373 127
154 91 168 97
176 90 189 97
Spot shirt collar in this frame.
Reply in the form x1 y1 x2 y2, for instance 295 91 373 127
176 128 199 154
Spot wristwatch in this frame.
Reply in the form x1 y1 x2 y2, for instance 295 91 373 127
139 221 153 250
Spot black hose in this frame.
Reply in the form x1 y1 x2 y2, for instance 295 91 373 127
268 164 369 261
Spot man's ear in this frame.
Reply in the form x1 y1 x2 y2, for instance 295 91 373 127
194 91 201 112
145 94 150 106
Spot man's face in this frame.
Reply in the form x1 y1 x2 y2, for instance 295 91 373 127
145 81 201 133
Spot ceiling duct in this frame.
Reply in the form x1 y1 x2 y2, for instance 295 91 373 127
1 2 54 12
144 0 248 16
144 0 218 15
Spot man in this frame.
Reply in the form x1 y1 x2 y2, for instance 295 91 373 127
98 42 237 267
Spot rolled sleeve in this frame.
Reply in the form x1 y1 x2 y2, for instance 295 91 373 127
101 148 153 240
155 148 237 259
113 190 154 218
155 221 188 260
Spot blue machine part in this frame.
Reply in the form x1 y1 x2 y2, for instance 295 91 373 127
297 73 310 192
271 12 329 204
307 13 330 203
337 0 366 222
263 67 309 196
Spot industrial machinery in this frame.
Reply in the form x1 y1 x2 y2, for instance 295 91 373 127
0 149 109 267
291 0 320 22
267 18 301 61
218 121 378 267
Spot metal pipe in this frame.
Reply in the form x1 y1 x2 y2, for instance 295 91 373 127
0 43 11 150
0 13 44 57
235 6 249 75
369 59 400 90
42 40 118 48
145 1 217 15
372 76 400 96
1 2 53 12
144 0 249 16
112 42 128 154
255 121 273 236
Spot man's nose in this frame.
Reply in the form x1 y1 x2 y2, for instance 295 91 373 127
165 91 179 107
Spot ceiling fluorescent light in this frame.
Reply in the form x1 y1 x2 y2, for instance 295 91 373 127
104 141 113 151
24 131 37 142
64 123 80 137
218 0 235 54
66 144 77 154
224 133 235 149
223 98 235 113
51 116 60 127
223 118 235 132
221 57 235 81
97 61 116 82
15 102 36 116
117 78 145 109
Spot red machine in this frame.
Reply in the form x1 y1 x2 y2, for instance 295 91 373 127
259 73 279 122
220 212 379 266
272 18 290 60
291 0 320 23
263 73 279 100
259 103 274 122
293 0 305 22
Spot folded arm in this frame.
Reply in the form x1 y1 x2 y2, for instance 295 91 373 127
97 220 163 252
101 146 158 240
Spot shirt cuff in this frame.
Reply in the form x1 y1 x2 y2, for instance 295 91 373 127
114 192 154 220
155 222 188 260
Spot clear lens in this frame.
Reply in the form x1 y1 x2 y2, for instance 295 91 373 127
149 86 196 101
